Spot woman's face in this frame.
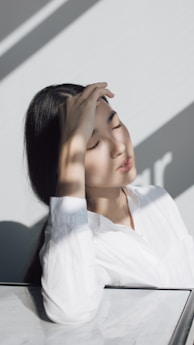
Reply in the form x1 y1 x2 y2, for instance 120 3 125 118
85 100 137 194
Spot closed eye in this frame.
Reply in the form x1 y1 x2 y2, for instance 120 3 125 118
113 123 122 129
87 141 100 150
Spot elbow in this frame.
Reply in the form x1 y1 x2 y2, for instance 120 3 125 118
42 291 102 325
44 300 98 325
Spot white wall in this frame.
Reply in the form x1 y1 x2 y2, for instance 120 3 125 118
0 0 194 278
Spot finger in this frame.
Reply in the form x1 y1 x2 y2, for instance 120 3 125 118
88 87 114 103
81 82 108 99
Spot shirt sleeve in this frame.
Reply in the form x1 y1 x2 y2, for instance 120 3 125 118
157 186 191 238
39 196 105 325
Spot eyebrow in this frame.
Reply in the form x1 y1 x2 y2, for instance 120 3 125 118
107 110 117 123
91 111 117 136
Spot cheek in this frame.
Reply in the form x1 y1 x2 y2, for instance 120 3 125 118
85 151 110 186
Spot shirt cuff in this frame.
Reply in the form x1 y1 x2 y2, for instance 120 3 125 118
49 196 88 228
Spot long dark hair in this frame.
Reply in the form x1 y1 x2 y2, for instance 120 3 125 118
24 83 85 206
24 83 85 284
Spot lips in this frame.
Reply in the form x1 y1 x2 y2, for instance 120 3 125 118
117 156 133 172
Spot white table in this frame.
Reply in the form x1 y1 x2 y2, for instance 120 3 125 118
0 284 193 345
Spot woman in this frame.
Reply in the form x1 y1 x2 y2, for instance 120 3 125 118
24 82 194 325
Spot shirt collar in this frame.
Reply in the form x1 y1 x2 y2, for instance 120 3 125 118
87 185 140 233
122 185 140 214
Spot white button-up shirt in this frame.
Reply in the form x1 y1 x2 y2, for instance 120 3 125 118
40 185 194 324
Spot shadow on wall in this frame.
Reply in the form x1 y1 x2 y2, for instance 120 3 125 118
0 0 101 81
135 101 194 198
0 218 46 283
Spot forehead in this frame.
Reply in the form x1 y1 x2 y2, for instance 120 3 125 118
95 99 113 123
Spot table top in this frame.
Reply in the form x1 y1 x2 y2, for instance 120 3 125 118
0 284 193 345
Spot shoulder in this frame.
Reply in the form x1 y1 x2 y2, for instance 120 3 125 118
126 184 167 199
125 184 175 209
125 185 190 238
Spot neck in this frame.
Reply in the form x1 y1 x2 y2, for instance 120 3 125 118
86 186 134 229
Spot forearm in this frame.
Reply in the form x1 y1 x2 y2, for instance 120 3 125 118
56 134 86 198
40 197 104 325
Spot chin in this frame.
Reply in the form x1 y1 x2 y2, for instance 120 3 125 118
126 169 137 185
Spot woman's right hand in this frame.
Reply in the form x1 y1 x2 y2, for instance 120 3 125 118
56 83 114 198
59 82 114 145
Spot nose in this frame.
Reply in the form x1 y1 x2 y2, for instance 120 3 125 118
110 137 126 158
